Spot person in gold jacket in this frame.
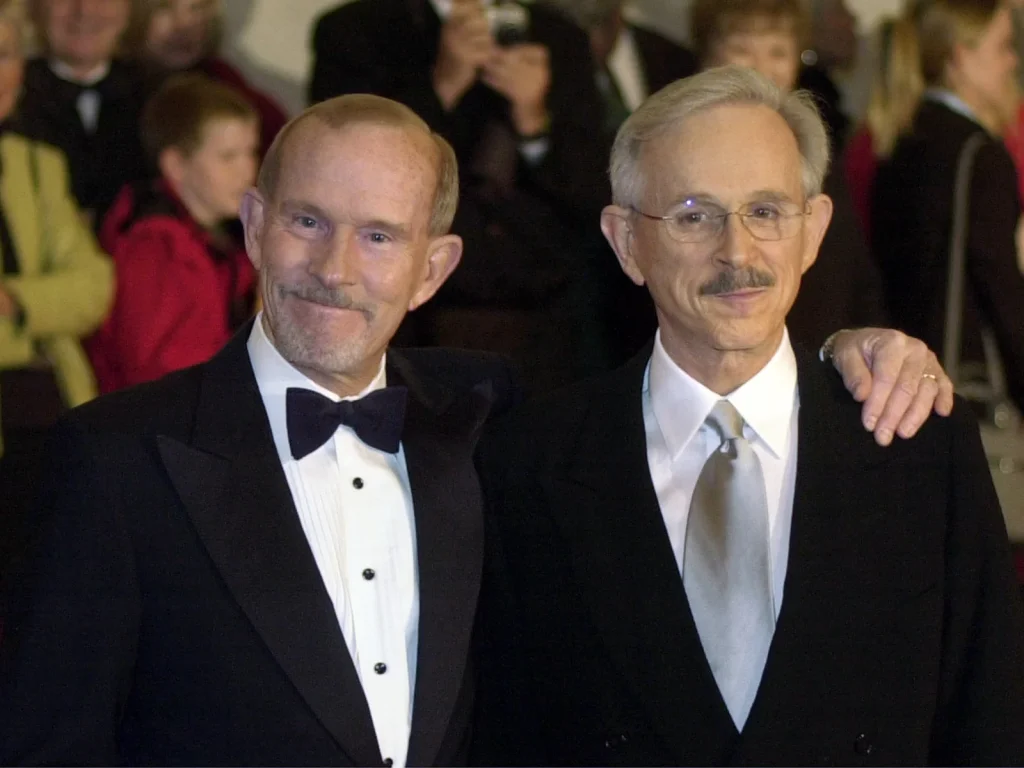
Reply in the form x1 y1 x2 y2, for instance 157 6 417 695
0 0 114 590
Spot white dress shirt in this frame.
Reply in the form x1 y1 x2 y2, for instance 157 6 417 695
643 328 800 618
49 59 109 134
606 27 649 112
247 316 418 768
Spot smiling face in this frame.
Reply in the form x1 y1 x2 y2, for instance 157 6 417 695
603 102 832 377
144 0 218 71
41 0 129 74
240 118 462 392
706 18 802 92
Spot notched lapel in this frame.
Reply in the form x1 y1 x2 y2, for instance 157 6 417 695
156 335 383 767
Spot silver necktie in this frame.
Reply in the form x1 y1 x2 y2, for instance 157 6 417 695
683 400 774 729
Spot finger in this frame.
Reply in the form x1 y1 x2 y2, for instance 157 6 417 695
920 351 955 416
870 346 930 446
852 331 907 431
894 375 940 440
831 339 873 403
934 370 955 416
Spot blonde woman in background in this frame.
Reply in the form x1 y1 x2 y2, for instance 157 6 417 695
844 13 925 239
0 0 113 590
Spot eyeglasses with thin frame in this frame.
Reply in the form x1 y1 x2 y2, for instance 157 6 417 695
631 198 811 243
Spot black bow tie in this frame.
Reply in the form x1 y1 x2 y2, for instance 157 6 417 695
286 386 408 460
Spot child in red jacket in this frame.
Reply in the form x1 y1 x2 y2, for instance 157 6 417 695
88 74 259 393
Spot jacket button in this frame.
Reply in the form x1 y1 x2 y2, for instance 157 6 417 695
854 733 874 755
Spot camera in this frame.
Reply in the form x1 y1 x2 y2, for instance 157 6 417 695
486 2 529 47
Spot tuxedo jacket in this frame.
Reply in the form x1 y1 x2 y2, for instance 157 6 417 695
0 326 517 766
472 343 1024 766
17 58 148 224
873 99 1024 413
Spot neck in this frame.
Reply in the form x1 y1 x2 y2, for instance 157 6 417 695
945 77 1000 132
260 313 383 399
658 323 784 395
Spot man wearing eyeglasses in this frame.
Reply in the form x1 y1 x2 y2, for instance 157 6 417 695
472 67 1024 766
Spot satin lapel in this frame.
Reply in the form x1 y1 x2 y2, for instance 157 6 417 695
156 328 382 766
389 351 495 768
550 351 738 764
739 347 893 748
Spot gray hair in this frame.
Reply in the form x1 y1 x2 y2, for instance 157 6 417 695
609 66 831 209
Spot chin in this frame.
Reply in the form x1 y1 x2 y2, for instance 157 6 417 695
707 319 780 353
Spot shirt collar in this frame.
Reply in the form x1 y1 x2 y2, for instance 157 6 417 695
247 312 387 462
646 328 798 461
49 59 110 87
924 88 985 128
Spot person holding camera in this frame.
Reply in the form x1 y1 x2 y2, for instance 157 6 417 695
309 0 610 393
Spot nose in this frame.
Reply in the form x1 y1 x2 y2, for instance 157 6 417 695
310 227 359 289
717 212 758 268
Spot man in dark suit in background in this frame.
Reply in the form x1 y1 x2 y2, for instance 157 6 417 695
19 0 147 227
545 0 700 367
309 0 609 392
473 67 1024 766
0 94 516 767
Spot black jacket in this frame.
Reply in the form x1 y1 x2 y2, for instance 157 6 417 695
0 325 518 766
473 343 1024 766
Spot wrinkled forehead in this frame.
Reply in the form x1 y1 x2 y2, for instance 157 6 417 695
273 119 439 221
638 103 804 207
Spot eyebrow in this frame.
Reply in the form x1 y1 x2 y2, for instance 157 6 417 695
668 189 798 207
277 201 412 239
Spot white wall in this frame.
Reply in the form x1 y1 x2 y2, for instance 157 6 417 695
219 0 906 119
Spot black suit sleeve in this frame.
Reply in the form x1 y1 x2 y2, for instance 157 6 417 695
965 144 1024 412
0 418 139 765
930 405 1024 764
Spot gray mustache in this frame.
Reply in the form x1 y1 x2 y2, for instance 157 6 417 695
699 268 776 296
287 284 373 315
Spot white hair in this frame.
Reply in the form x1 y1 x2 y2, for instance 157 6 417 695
609 66 831 209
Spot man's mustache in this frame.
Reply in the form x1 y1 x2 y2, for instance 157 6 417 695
285 284 375 316
699 268 776 296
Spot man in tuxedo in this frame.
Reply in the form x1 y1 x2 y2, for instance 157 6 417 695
0 94 517 766
21 0 148 226
473 67 1024 766
309 0 610 391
